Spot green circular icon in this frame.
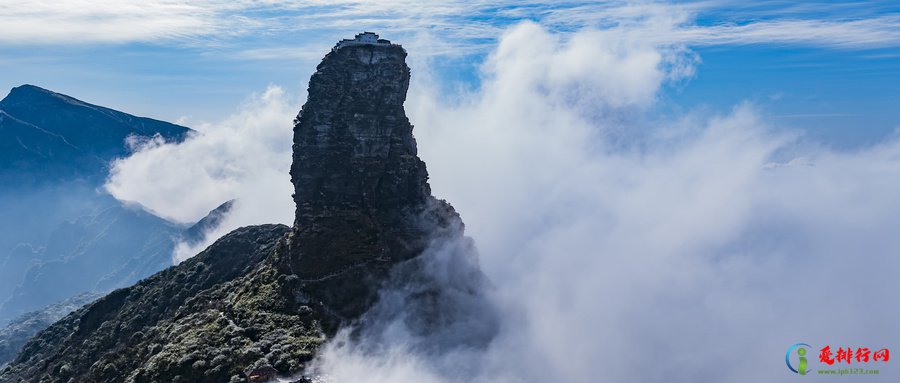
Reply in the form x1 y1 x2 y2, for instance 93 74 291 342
798 348 807 356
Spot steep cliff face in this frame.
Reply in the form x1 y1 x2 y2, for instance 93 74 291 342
291 41 427 214
286 38 461 321
0 33 478 383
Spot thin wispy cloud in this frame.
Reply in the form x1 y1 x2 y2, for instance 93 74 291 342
0 1 220 44
2 1 899 52
675 14 900 48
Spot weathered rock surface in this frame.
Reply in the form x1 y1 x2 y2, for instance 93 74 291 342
286 37 462 321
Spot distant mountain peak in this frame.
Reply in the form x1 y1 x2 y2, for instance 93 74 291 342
2 84 95 111
0 84 193 185
6 84 55 98
6 84 60 97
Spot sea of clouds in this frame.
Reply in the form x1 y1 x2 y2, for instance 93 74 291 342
106 19 900 383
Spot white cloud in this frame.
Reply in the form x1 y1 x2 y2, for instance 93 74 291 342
674 15 900 49
305 21 900 383
99 9 900 382
105 85 297 262
2 0 900 51
0 0 220 44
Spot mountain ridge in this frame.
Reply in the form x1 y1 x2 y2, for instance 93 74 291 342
0 84 224 358
0 84 192 184
0 33 492 383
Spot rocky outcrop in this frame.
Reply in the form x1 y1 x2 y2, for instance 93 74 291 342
286 36 462 320
0 33 486 383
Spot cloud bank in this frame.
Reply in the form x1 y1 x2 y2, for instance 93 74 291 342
105 86 297 262
309 22 900 383
105 16 900 383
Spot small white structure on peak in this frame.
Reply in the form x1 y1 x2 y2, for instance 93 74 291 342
333 32 393 51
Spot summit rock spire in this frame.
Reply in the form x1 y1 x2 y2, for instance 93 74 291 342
286 34 461 320
0 33 482 383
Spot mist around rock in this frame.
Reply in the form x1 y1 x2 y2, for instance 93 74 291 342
311 23 900 383
106 86 297 264
1 34 499 382
93 22 900 383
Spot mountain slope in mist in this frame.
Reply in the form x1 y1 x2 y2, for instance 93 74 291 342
0 33 494 383
0 292 101 369
0 86 204 330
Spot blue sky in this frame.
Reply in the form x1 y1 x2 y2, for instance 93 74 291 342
0 1 898 148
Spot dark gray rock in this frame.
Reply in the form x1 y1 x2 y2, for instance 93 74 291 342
286 37 462 321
